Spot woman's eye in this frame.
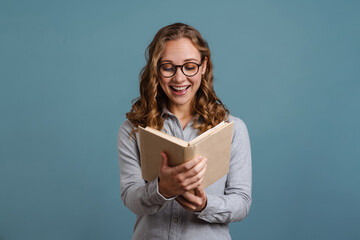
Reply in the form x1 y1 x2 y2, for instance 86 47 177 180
185 66 195 70
184 64 196 71
161 65 174 72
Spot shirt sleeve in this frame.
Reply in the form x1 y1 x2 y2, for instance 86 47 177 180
197 117 252 223
117 120 174 216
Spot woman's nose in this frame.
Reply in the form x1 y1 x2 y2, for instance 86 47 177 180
173 67 186 82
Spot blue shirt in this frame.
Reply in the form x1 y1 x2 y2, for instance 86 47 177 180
117 111 252 240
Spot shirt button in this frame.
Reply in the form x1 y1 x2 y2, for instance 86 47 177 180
174 217 179 223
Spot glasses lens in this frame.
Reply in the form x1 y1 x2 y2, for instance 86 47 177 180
160 63 175 77
183 63 198 76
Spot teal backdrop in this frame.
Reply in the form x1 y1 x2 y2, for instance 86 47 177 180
1 0 359 239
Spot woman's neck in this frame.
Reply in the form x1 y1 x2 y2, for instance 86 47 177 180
168 103 193 129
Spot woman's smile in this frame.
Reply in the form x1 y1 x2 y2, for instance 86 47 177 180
169 85 191 95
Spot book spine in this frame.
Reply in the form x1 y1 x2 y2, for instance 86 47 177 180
184 145 196 195
184 145 196 162
138 128 149 181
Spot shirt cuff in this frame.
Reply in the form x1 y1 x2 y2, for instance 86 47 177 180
154 177 176 201
196 194 218 219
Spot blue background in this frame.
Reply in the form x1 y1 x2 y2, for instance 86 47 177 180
1 0 359 239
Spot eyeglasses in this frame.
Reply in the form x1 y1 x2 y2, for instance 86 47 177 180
158 62 202 78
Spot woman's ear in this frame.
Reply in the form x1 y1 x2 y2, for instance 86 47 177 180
201 57 208 75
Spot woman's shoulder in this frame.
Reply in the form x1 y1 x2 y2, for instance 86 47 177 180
119 119 133 130
118 119 137 140
227 114 250 138
227 114 247 128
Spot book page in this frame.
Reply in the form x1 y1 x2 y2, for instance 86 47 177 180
192 121 234 188
189 121 227 145
143 126 189 147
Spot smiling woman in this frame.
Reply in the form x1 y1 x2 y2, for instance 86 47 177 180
117 23 252 240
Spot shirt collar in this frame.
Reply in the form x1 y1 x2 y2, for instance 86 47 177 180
161 107 173 117
161 106 201 125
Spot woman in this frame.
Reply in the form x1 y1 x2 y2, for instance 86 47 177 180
118 23 252 239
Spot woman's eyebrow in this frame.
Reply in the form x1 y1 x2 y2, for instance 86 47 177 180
159 59 173 63
160 58 200 63
184 58 200 62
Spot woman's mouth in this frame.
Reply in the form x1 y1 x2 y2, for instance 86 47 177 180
170 85 190 96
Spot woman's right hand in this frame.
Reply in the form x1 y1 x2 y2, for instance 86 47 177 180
158 152 207 198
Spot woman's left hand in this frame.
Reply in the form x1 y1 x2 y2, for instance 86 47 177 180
176 187 207 212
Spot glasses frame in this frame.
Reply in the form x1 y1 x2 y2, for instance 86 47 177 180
158 62 203 78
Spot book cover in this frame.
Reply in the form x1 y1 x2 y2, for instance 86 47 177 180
138 121 234 189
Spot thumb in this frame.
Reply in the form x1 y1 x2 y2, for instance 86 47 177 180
160 152 169 169
194 187 204 196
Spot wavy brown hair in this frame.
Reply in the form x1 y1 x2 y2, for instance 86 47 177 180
126 23 229 134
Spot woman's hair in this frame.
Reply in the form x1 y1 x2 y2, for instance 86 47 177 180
126 22 229 134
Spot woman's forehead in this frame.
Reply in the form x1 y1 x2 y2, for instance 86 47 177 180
161 38 201 62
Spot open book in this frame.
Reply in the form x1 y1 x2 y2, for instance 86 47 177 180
138 121 234 189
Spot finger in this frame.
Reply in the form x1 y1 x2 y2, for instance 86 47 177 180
182 191 198 202
174 155 202 173
194 186 205 197
196 187 207 210
195 161 207 179
160 152 168 169
195 186 207 205
181 192 203 209
176 195 196 211
183 176 204 192
182 163 207 189
183 157 207 179
176 198 191 211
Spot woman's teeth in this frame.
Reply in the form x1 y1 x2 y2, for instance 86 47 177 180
172 86 188 91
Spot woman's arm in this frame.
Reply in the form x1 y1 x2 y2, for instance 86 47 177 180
117 120 173 215
177 117 252 223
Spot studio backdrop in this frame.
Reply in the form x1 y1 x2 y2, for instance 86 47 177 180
1 0 359 239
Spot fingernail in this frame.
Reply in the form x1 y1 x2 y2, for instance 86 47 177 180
198 156 202 160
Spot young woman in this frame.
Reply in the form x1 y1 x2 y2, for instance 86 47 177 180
118 23 252 240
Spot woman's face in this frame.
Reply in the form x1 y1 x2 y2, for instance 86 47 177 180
159 37 207 111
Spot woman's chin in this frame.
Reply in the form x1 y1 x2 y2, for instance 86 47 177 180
167 96 193 108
